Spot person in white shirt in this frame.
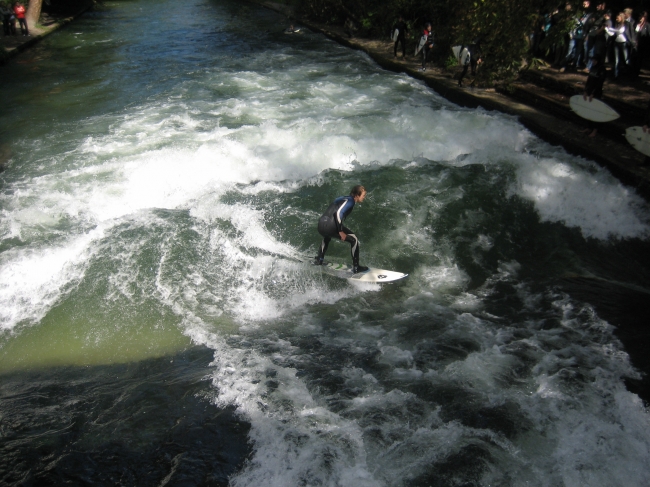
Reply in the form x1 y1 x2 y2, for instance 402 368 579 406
606 12 627 78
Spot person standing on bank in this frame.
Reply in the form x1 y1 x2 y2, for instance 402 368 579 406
418 22 434 71
393 15 409 59
12 1 27 36
314 185 368 274
458 37 482 87
581 55 606 138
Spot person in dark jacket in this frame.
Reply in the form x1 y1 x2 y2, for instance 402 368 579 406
635 11 650 74
417 22 434 71
393 15 409 58
561 1 590 71
0 1 15 36
458 38 482 87
314 185 368 274
585 1 607 71
623 8 637 74
581 56 606 137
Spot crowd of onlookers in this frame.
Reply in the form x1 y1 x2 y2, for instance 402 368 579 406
388 2 650 85
1 1 30 38
533 1 649 80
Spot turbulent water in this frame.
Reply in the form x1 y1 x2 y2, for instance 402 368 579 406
2 0 650 485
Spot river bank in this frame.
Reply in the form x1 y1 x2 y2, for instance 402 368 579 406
255 1 650 201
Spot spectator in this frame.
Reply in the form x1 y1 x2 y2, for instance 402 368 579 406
561 0 590 71
585 1 607 71
530 11 546 57
0 1 15 36
606 12 628 79
551 5 571 67
636 11 650 73
12 1 27 36
578 1 594 69
393 15 408 59
624 8 638 77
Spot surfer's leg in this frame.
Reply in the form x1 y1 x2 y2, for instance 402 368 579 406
341 226 360 265
345 233 368 273
347 234 359 265
342 226 367 273
459 64 469 86
317 236 331 263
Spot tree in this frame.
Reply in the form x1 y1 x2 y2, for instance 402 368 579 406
26 0 43 30
298 0 577 85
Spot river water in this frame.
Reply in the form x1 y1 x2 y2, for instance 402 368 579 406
1 0 650 485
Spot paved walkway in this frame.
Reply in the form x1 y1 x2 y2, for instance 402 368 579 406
261 1 650 200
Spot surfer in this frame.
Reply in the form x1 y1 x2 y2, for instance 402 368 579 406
417 22 434 71
581 55 606 137
393 15 409 58
284 24 301 34
314 185 368 274
458 37 482 87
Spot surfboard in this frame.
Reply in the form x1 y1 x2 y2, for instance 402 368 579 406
625 126 650 157
451 45 470 65
319 261 408 283
415 35 427 55
569 95 620 122
391 28 399 42
300 253 407 283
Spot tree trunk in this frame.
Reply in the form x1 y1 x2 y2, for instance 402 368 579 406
26 0 43 30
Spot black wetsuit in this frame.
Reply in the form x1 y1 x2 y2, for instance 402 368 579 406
458 39 482 86
393 20 408 57
420 30 434 69
316 195 360 266
584 60 606 131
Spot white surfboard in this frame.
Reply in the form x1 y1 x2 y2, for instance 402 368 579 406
452 45 470 65
569 95 620 122
321 261 408 283
415 35 427 55
625 126 650 157
391 28 399 42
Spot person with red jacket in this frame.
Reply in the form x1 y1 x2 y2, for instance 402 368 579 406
12 1 28 36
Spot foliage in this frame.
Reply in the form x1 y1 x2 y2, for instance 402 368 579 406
297 0 583 86
445 54 458 70
539 4 579 56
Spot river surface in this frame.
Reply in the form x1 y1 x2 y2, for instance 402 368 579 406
2 0 650 485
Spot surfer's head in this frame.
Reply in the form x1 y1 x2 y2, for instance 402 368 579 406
350 185 367 202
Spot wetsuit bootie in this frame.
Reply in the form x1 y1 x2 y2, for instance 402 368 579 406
313 256 324 265
353 265 369 274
